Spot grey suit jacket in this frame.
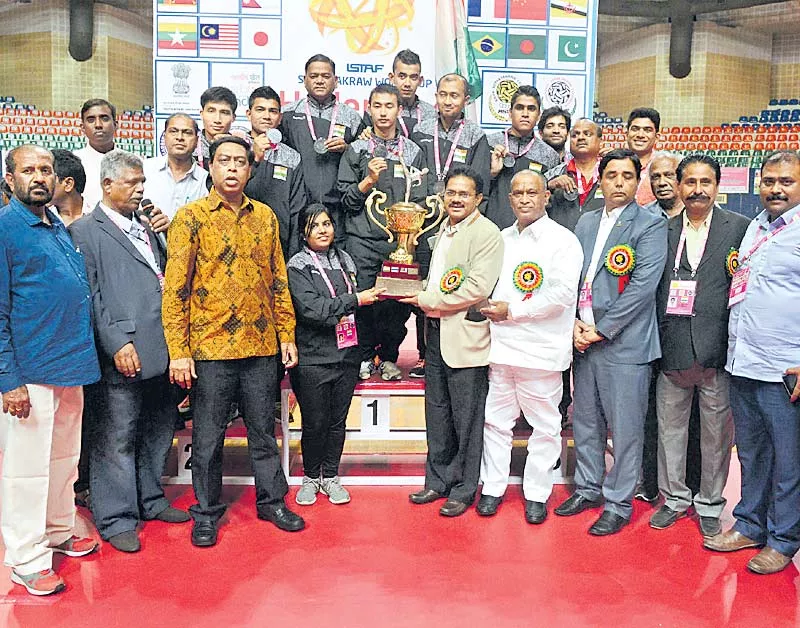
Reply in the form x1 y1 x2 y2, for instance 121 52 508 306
656 207 750 371
69 206 169 384
574 201 667 364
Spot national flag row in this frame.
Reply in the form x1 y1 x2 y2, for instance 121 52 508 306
156 16 281 60
157 0 281 16
467 0 590 27
469 26 589 70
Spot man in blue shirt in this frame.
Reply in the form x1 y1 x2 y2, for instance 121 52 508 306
704 150 800 575
0 145 101 596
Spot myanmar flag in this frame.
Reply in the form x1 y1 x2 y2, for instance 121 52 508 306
157 19 197 55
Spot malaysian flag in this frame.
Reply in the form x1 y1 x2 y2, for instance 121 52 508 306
199 22 239 55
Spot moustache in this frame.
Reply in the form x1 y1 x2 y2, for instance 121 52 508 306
686 194 709 201
767 194 788 202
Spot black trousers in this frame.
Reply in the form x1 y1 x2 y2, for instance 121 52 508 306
642 368 702 497
74 382 101 494
356 298 411 363
423 320 488 504
290 362 359 478
190 356 288 522
414 307 426 359
90 375 177 539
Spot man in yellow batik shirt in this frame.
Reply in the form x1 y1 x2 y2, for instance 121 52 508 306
162 135 303 548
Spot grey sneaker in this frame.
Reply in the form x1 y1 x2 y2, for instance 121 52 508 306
359 360 376 380
379 360 402 381
320 476 351 504
295 476 319 506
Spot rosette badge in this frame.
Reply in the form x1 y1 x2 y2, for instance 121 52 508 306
605 244 636 276
440 266 465 294
726 248 740 277
513 262 543 300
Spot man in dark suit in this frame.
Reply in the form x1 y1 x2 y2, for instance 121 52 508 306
554 148 667 535
69 150 189 553
650 154 749 538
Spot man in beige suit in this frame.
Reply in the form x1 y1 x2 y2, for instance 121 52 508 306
402 166 504 517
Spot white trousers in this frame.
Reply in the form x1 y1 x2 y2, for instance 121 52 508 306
480 364 562 502
1 385 83 575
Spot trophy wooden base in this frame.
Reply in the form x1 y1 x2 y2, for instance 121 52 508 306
375 261 423 299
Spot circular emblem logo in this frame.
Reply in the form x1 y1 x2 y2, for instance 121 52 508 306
440 266 465 294
726 248 740 277
488 75 521 124
544 78 576 115
605 244 636 276
513 262 543 294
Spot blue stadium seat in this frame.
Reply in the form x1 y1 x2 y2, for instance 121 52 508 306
770 99 779 107
779 99 789 106
790 99 799 106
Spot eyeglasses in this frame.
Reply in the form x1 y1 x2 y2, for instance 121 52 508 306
444 190 475 200
214 156 249 168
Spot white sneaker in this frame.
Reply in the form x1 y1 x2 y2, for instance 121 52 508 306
359 360 376 380
320 476 351 504
295 476 319 506
379 360 402 381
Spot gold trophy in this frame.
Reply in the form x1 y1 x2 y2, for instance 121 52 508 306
366 165 444 298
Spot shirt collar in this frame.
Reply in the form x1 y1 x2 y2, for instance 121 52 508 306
100 202 139 235
306 94 336 110
602 203 628 222
512 215 549 239
757 202 800 230
683 207 714 231
9 197 60 228
158 156 203 181
207 187 255 213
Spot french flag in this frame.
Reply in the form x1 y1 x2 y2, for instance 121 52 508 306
467 0 507 20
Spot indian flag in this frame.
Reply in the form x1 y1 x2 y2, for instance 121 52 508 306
157 18 197 55
436 0 483 105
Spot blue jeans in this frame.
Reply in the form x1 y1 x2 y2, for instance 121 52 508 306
730 375 800 558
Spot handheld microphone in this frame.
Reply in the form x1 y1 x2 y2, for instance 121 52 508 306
139 199 168 250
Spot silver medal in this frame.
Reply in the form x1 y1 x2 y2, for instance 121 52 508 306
314 138 328 154
374 145 388 159
266 128 282 146
563 189 579 201
434 180 445 195
503 154 515 169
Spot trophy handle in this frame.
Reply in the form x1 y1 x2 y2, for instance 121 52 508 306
366 190 393 244
414 195 445 246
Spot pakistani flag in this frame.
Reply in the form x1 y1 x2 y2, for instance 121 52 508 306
557 34 587 63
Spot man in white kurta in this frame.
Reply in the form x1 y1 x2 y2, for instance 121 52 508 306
478 170 583 524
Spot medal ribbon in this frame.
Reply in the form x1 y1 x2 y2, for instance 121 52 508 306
397 104 422 138
304 99 340 142
739 212 800 265
433 119 465 181
503 129 537 160
673 222 711 278
310 251 353 298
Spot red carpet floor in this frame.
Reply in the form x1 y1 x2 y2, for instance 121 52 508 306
0 478 797 628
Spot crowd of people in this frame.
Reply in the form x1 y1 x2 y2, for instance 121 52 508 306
1 48 798 597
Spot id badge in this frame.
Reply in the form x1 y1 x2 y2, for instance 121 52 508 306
665 280 697 316
335 314 358 349
728 267 750 308
578 281 592 309
393 163 405 178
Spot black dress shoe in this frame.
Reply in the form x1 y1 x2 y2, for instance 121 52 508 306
108 530 141 553
154 506 191 523
588 511 628 536
554 493 601 517
699 516 722 538
476 495 502 516
191 521 217 547
409 488 444 505
439 499 469 517
524 500 547 524
257 503 305 532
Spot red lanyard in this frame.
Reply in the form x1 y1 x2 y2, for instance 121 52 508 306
304 99 340 141
397 104 422 138
739 213 800 265
673 221 711 277
310 251 353 297
567 158 598 197
504 129 537 160
433 119 465 180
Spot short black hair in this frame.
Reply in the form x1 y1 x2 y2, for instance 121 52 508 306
538 107 571 133
80 98 116 121
760 149 800 175
393 49 421 72
677 153 721 184
510 85 541 109
627 107 661 132
436 73 469 95
599 148 641 180
444 165 484 195
248 86 281 110
208 135 255 165
369 83 400 104
305 54 335 74
52 149 87 194
200 86 238 114
164 113 199 135
298 202 334 241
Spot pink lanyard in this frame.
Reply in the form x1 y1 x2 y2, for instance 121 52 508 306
304 99 340 141
433 119 465 180
310 251 353 297
567 158 599 196
368 135 404 158
739 213 800 265
673 222 710 277
504 129 537 160
397 105 422 138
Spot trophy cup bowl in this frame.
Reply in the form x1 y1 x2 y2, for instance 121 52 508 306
366 191 444 298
